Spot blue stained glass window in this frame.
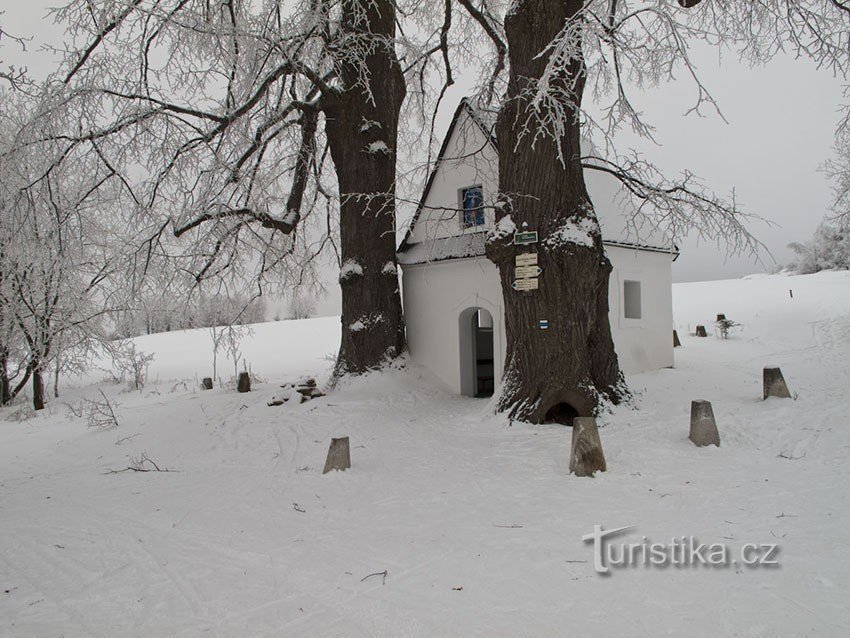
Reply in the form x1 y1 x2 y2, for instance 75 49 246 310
462 186 485 227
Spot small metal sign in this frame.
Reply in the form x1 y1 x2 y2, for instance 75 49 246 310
512 278 539 291
514 231 539 245
515 253 538 267
539 320 549 330
515 265 542 279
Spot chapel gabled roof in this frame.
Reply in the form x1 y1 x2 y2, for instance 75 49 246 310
398 98 679 263
397 98 493 253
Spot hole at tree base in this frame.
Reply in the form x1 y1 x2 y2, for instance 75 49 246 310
543 402 579 426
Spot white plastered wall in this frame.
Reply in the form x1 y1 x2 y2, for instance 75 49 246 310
401 247 673 395
401 257 506 396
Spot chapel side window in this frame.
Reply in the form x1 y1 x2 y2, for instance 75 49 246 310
460 186 485 228
623 280 642 320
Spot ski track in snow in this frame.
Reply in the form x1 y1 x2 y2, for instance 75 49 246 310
1 272 850 636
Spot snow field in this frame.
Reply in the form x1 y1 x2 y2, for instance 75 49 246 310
1 271 849 636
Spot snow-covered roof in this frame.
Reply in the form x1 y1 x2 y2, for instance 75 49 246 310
398 231 675 266
398 98 678 264
397 231 488 265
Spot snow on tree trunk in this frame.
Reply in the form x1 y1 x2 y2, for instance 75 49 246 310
487 0 623 423
324 0 406 376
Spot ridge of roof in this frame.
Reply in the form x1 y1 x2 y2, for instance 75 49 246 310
398 232 679 266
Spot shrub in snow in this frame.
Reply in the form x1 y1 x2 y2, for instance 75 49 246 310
286 289 318 319
107 342 155 391
85 391 121 430
715 317 741 339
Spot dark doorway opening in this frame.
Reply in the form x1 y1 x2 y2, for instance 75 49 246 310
473 309 494 398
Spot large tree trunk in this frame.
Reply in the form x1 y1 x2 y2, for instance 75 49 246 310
32 362 45 411
0 350 10 406
324 0 406 376
487 0 625 423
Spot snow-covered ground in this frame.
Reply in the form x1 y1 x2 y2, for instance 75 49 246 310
2 271 849 637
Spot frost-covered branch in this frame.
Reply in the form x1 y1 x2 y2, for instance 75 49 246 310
582 153 766 255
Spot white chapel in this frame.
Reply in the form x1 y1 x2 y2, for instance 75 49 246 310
397 99 677 397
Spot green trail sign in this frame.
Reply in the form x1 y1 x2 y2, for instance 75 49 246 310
514 231 538 245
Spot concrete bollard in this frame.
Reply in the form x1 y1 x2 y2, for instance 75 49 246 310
323 437 351 474
673 330 682 347
237 371 251 393
695 325 708 337
763 367 792 400
202 377 213 390
569 417 607 477
689 400 720 447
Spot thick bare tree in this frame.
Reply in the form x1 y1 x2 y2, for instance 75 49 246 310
323 0 406 374
457 0 849 422
485 0 622 423
30 0 424 379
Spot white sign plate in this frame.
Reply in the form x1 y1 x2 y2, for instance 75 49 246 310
515 253 538 267
512 278 539 291
516 265 542 279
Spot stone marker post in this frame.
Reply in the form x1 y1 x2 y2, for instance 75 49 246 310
237 372 251 393
695 325 708 337
673 330 682 347
569 417 607 477
689 400 720 447
763 367 792 400
202 377 213 390
323 437 351 474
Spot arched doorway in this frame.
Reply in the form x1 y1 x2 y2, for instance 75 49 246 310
459 307 495 398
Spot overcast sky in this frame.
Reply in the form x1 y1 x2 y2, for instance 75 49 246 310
2 3 845 316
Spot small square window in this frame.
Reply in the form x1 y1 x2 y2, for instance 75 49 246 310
624 280 642 319
461 186 485 228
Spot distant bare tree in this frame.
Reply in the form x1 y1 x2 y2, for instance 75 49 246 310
0 97 123 409
788 219 850 274
287 289 317 320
